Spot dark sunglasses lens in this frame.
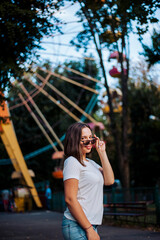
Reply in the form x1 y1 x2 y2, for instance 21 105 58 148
83 140 90 146
91 138 96 144
83 138 96 146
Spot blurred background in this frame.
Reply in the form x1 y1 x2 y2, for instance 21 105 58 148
0 0 160 227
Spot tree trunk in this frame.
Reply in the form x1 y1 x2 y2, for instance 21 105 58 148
120 51 130 188
98 46 130 189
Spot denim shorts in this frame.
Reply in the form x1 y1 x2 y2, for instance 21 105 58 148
62 216 98 240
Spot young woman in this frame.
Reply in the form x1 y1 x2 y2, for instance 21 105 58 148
62 122 114 240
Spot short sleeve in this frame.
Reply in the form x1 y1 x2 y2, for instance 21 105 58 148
63 156 82 181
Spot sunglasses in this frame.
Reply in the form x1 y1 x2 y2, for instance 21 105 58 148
81 138 96 146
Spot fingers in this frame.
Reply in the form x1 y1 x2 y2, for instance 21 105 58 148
94 134 104 148
94 134 99 146
94 135 106 153
94 134 98 139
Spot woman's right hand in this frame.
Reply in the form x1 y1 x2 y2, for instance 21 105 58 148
86 226 100 240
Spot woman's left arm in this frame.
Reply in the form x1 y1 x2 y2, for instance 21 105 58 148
95 135 115 186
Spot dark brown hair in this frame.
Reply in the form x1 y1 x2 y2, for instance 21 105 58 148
64 122 92 165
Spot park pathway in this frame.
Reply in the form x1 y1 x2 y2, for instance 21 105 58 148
0 211 160 240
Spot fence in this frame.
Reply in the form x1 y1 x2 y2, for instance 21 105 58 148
52 191 66 212
103 185 160 226
50 186 160 226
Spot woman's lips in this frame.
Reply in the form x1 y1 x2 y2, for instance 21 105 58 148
86 146 92 150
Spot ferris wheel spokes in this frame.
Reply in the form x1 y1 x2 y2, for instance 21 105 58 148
19 83 64 150
38 68 99 94
36 72 97 124
10 74 51 111
62 65 102 84
18 92 58 152
24 76 81 122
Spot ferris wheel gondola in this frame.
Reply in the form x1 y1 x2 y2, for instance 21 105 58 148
52 151 64 179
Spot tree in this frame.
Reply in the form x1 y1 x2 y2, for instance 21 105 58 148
67 0 159 188
128 61 160 186
141 28 160 68
0 0 64 102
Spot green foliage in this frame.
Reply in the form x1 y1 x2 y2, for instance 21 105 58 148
141 29 160 68
70 0 159 49
0 0 64 97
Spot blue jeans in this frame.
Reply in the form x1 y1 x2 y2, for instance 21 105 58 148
62 216 98 240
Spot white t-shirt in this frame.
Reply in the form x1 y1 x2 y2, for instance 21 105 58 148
63 156 104 225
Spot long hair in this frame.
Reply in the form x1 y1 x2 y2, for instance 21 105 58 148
64 122 92 166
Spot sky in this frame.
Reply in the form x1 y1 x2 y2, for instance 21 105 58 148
37 2 160 89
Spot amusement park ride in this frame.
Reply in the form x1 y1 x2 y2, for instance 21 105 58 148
102 51 125 114
0 94 42 208
0 51 124 208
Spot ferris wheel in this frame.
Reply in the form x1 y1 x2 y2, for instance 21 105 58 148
0 63 105 207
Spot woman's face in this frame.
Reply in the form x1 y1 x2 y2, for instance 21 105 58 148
80 127 93 157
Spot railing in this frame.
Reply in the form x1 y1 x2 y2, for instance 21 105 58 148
48 186 160 226
52 191 66 213
103 186 160 226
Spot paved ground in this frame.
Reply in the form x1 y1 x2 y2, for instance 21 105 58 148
0 211 160 240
